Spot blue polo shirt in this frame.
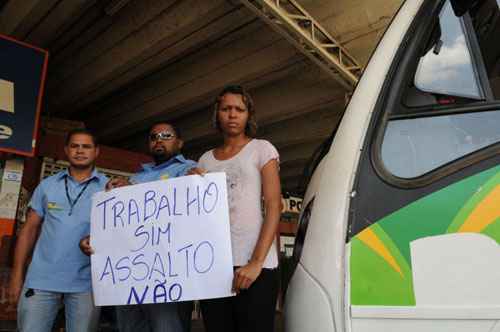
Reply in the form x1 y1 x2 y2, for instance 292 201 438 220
130 154 197 184
25 169 108 293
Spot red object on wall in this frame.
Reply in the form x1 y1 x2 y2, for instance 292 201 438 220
0 219 15 264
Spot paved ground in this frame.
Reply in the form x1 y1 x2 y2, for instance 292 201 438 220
191 313 284 332
0 313 285 331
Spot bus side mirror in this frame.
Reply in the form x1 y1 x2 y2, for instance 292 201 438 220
450 0 484 17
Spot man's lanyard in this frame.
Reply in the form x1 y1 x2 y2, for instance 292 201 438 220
64 176 91 216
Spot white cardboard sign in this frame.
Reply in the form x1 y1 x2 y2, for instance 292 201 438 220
90 173 233 306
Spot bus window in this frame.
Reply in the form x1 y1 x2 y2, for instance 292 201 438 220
414 2 483 101
380 0 500 180
382 111 500 178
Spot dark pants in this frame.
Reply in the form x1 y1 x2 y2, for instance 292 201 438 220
115 302 183 332
178 301 194 332
200 268 279 332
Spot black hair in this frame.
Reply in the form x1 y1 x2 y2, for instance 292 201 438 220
65 128 98 146
213 84 257 137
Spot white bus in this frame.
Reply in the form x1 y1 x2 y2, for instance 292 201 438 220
284 0 500 331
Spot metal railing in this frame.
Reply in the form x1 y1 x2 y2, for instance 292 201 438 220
241 0 362 90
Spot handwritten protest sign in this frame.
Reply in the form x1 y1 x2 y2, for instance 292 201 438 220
90 173 233 306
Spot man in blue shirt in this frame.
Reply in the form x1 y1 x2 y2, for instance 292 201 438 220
81 122 196 332
128 123 197 185
8 129 108 332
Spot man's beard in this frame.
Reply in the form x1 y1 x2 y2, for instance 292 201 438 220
152 151 174 165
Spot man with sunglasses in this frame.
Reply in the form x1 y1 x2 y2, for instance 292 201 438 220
80 122 196 332
129 123 197 185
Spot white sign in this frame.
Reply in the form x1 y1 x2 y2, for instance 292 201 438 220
90 173 234 306
281 196 302 214
3 170 22 182
0 79 14 114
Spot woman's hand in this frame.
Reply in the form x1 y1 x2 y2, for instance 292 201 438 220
187 167 207 176
105 177 130 191
79 235 94 256
232 260 263 293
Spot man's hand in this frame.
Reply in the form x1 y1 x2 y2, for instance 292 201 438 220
79 235 94 256
186 167 207 176
232 260 263 293
105 177 130 191
7 272 23 306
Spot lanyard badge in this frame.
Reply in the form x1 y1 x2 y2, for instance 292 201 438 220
64 177 91 216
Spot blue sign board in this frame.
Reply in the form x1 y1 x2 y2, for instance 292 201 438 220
0 34 48 156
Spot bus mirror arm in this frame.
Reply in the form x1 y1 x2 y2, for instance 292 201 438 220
450 0 484 17
433 39 443 55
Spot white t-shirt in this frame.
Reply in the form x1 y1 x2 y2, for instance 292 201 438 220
198 139 279 269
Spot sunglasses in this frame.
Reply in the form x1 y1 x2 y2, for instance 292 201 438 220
149 131 176 141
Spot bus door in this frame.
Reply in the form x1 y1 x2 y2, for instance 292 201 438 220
349 0 500 331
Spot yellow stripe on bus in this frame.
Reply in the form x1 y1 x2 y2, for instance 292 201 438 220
357 228 403 277
458 185 500 233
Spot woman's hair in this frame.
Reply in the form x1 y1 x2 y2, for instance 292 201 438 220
213 85 258 137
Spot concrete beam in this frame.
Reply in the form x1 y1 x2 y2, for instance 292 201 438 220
258 106 342 149
277 138 325 194
281 176 302 194
48 0 242 112
116 64 342 155
280 160 308 180
0 0 59 39
176 68 343 145
115 63 343 154
182 102 341 161
113 58 309 148
24 0 95 47
111 66 308 152
278 139 323 165
88 24 303 142
48 0 179 81
280 158 310 169
60 8 257 113
280 172 307 194
47 1 111 58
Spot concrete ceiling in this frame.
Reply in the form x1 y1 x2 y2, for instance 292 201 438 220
0 0 401 194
